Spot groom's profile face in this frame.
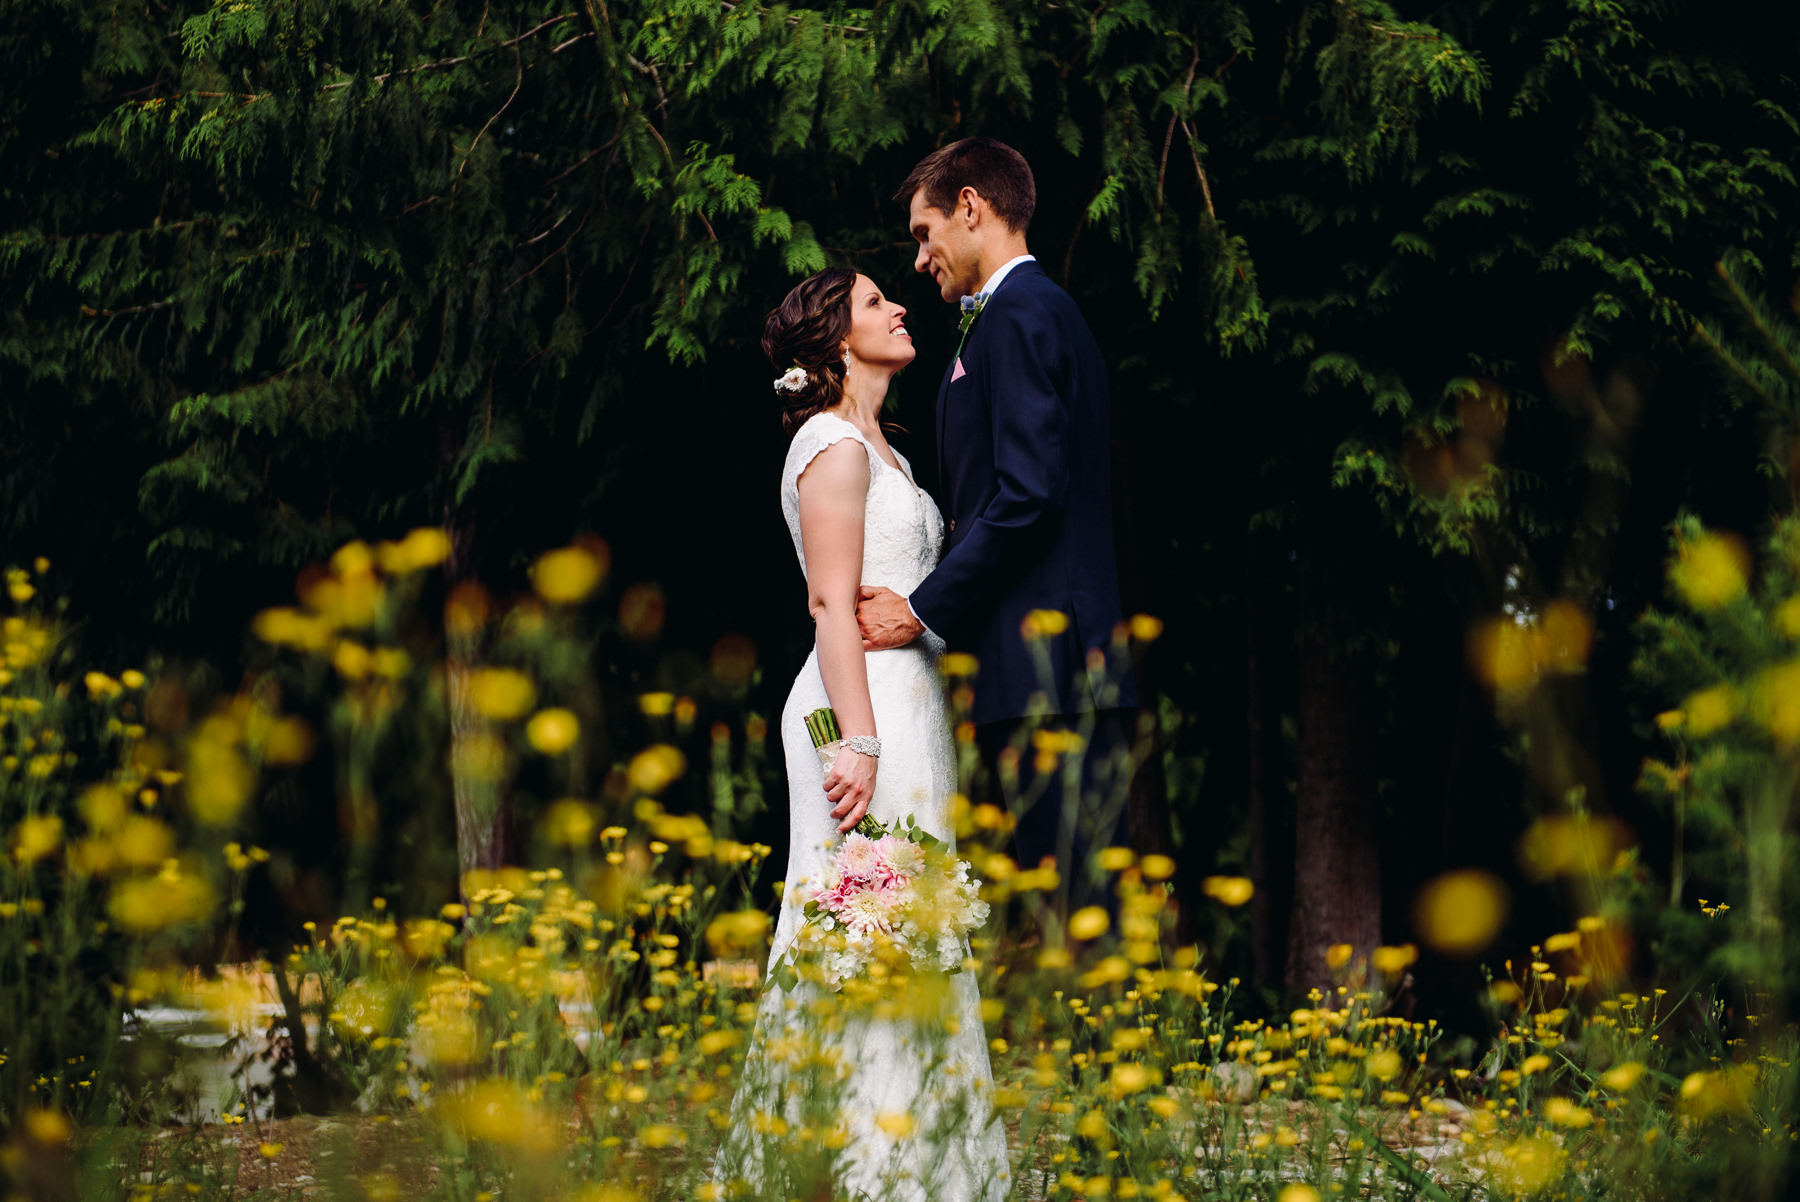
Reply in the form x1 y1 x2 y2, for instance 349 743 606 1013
908 190 982 304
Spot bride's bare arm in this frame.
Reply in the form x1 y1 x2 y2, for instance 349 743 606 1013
796 439 879 833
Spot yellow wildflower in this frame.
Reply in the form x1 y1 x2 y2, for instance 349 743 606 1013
526 708 581 754
468 668 535 721
1670 531 1750 610
1413 870 1507 955
1068 907 1110 941
531 544 607 604
628 745 686 794
1600 1061 1645 1091
1201 876 1254 906
12 814 62 864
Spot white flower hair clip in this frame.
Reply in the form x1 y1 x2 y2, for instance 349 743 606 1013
773 366 809 394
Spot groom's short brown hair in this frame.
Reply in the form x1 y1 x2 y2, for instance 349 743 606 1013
896 137 1035 233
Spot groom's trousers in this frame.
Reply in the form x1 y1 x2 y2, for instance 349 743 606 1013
974 709 1136 915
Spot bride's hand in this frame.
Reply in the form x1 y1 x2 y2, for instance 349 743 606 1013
825 749 878 832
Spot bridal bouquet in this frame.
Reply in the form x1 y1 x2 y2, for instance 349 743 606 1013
770 710 990 992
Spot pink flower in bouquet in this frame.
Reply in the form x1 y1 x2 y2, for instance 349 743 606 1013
876 835 925 883
836 833 883 881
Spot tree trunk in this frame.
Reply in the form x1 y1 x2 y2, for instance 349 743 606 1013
449 657 513 882
1246 554 1278 987
1286 632 1381 993
443 479 512 887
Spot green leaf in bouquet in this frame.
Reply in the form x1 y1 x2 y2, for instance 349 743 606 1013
773 957 798 994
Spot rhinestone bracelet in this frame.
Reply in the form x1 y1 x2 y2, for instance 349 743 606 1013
844 735 882 759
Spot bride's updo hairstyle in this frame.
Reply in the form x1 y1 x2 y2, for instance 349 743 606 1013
762 267 856 436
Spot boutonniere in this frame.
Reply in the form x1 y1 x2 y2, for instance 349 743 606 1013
955 290 991 360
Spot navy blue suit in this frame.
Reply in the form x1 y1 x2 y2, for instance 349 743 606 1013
909 260 1137 727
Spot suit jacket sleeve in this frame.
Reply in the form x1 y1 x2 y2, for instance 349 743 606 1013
909 296 1069 637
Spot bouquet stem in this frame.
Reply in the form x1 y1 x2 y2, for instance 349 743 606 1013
805 707 883 838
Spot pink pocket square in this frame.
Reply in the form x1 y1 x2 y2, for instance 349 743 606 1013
951 357 966 381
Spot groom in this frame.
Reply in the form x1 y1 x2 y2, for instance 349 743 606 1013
856 137 1137 908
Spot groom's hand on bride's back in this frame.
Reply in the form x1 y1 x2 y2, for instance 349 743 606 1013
856 586 924 650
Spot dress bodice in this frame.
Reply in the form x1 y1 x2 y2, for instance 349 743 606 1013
780 413 944 596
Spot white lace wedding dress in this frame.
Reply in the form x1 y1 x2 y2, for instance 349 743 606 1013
721 412 1010 1202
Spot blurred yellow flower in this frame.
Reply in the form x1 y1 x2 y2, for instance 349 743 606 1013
85 671 122 699
440 1080 556 1151
252 607 334 651
469 668 535 721
1075 1109 1111 1145
1068 907 1110 941
1521 1054 1552 1075
628 745 686 795
1276 1187 1321 1202
1129 614 1164 642
1413 869 1508 956
1468 617 1539 693
874 1111 916 1140
1372 944 1417 975
1776 595 1800 639
332 541 376 577
376 527 452 575
1751 661 1800 743
1110 1063 1160 1098
942 652 980 676
1097 847 1135 871
109 867 214 932
1367 1049 1403 1082
705 909 770 956
261 716 316 766
112 816 175 869
186 729 254 825
79 784 126 833
1600 1061 1645 1091
1325 943 1354 971
1201 876 1254 906
9 579 34 603
1543 1097 1592 1128
1020 609 1069 640
526 708 580 755
1680 1066 1753 1118
1670 531 1750 610
541 799 597 846
1140 853 1176 880
1492 1134 1565 1193
532 544 608 604
332 641 371 680
402 919 455 960
1539 600 1592 673
639 1124 686 1149
24 1109 71 1145
12 814 62 864
638 692 676 716
576 1188 641 1202
1683 683 1741 736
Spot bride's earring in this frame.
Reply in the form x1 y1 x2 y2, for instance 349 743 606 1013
842 348 851 370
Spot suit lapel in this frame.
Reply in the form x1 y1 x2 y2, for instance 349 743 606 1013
936 357 954 486
935 262 1044 501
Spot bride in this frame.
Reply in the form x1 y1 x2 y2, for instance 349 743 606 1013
717 267 1010 1201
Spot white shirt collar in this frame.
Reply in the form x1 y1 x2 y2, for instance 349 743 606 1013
977 253 1036 297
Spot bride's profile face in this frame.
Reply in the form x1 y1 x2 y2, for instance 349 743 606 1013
842 275 914 374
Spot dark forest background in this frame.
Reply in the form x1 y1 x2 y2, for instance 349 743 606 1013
5 0 1800 1025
